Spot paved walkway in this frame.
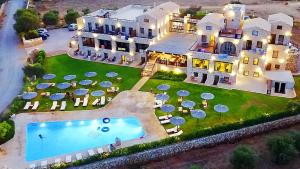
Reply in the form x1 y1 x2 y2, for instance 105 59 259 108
131 77 150 91
0 91 167 169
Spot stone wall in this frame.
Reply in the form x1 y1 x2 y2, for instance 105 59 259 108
70 114 300 169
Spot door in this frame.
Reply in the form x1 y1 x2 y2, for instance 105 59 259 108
270 34 276 44
274 82 280 93
278 35 284 45
121 55 126 64
220 42 236 55
201 74 207 83
266 63 272 71
280 83 286 94
246 40 252 50
87 50 91 56
213 75 219 85
105 25 109 33
148 29 153 38
88 22 92 32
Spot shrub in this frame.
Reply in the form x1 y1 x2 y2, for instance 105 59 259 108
14 9 40 33
36 50 46 65
64 9 80 25
289 131 300 153
23 63 45 78
9 98 25 114
151 71 187 81
24 30 39 40
267 135 298 165
189 164 203 169
0 120 15 144
82 8 90 15
230 145 258 169
43 10 59 26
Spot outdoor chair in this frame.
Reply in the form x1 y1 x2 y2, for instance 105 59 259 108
51 101 58 111
24 102 32 110
60 101 66 110
166 126 180 134
92 99 100 106
107 87 114 93
115 87 120 92
178 106 183 112
182 109 189 114
169 130 183 137
160 119 170 124
83 97 89 107
91 81 98 86
100 96 106 105
158 114 172 121
74 98 80 107
41 92 50 97
32 101 39 110
202 100 208 109
107 97 112 102
178 97 183 103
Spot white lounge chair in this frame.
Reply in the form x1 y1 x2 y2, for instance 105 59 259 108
24 102 32 110
166 126 180 133
51 101 58 111
115 87 120 92
100 96 105 105
88 149 95 156
92 99 99 106
66 155 72 163
76 153 82 160
60 101 66 110
74 98 80 107
91 81 98 86
169 130 183 137
154 101 163 108
160 119 170 124
158 114 172 120
107 87 114 93
107 97 112 102
54 158 61 164
97 147 104 154
83 97 88 107
29 163 36 169
41 160 47 168
32 101 39 110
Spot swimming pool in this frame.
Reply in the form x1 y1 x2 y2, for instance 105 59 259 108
26 117 144 161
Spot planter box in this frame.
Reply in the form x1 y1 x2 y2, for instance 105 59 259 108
22 37 43 48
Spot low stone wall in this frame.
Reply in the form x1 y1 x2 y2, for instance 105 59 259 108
22 37 43 48
70 114 300 169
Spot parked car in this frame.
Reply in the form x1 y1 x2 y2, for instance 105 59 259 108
39 33 48 40
68 24 78 31
37 28 48 34
37 28 49 40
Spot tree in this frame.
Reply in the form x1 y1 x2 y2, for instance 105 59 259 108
43 10 59 26
82 7 90 15
64 9 80 25
23 63 45 78
267 135 298 165
230 145 258 169
24 30 39 40
0 121 12 141
14 9 40 33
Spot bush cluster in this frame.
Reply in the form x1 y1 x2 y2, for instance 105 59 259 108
0 120 15 145
43 10 59 26
230 145 258 169
151 71 187 81
64 9 80 25
14 9 40 34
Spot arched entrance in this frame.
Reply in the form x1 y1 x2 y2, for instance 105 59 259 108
220 42 236 55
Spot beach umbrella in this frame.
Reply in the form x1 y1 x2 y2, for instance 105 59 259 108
84 72 97 77
36 83 51 90
64 75 76 81
181 100 196 109
42 73 56 80
100 81 112 88
79 80 93 86
191 109 206 125
176 90 190 97
50 93 65 101
106 72 118 78
91 90 105 97
74 88 89 96
157 84 170 91
57 82 71 90
214 104 229 119
170 116 185 131
155 93 169 101
200 93 215 100
161 104 175 113
22 92 37 100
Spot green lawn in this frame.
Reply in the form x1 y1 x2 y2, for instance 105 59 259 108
140 78 299 134
24 54 141 111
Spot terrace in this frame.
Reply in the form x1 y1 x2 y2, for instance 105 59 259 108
219 28 243 39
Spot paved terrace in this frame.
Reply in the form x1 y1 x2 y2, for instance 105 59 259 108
0 91 168 169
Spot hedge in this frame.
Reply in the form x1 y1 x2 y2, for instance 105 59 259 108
151 71 187 81
0 120 15 145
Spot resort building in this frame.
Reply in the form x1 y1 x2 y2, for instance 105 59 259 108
76 2 296 97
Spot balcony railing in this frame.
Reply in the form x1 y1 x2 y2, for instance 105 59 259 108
219 28 243 39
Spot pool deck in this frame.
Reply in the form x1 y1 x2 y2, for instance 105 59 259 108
0 91 168 169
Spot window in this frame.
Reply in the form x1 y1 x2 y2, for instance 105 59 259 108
253 72 259 77
277 25 282 30
95 23 100 30
192 58 209 70
121 26 126 32
116 42 129 52
206 26 212 30
82 37 95 47
243 70 249 76
214 61 233 73
193 72 199 77
98 39 112 50
111 25 115 32
135 43 149 52
257 41 263 48
252 30 258 36
243 57 249 64
275 64 280 70
144 18 149 23
201 35 207 43
140 27 144 34
253 58 259 65
272 50 279 58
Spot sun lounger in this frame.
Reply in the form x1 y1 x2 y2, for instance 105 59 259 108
107 87 114 93
166 126 180 133
183 109 189 114
202 100 208 109
160 119 170 124
54 158 61 164
88 149 95 156
169 130 183 137
41 160 47 168
178 97 183 103
83 97 88 107
60 101 66 110
100 96 105 105
178 106 183 112
32 101 39 110
41 92 50 97
107 97 112 102
65 155 72 163
91 81 98 86
51 101 58 111
97 147 104 154
51 83 56 87
76 153 82 160
158 114 172 120
154 100 163 108
74 98 80 107
92 99 99 106
24 102 32 110
29 164 36 169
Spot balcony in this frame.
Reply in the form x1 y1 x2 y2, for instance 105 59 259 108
219 28 243 39
190 41 216 54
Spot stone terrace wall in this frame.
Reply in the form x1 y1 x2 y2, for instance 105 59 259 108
70 114 300 169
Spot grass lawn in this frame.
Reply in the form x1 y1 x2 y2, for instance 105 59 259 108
140 77 300 135
24 54 141 112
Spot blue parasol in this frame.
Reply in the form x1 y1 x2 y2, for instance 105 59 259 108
22 92 37 100
200 93 215 100
157 84 170 91
181 100 196 109
84 72 97 77
214 104 229 113
170 116 185 126
100 81 112 88
50 93 65 101
42 74 56 80
155 93 169 101
91 90 105 97
64 75 76 81
160 104 175 113
79 80 93 86
57 82 71 90
36 83 51 90
106 72 118 78
191 109 206 119
176 90 190 97
74 88 89 96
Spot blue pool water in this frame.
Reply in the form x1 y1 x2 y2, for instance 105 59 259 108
26 117 144 161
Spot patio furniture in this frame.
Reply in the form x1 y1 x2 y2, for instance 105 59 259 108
23 102 32 110
71 82 77 88
182 109 189 114
106 72 118 78
91 81 98 86
57 82 71 90
74 88 89 96
92 99 100 106
107 97 112 102
178 106 183 112
181 100 196 109
107 87 115 93
115 87 120 92
88 149 95 156
65 155 72 163
154 100 163 108
176 90 190 97
157 84 170 91
79 80 93 86
91 90 105 97
100 96 106 105
41 92 50 97
100 81 113 88
214 104 229 119
200 93 215 100
51 101 58 111
60 101 66 110
41 160 47 169
160 119 170 124
97 147 104 154
117 77 122 82
202 100 208 108
169 130 183 137
22 92 38 100
54 158 61 164
32 101 39 110
156 93 170 102
50 93 65 101
158 114 172 120
74 98 80 107
166 126 180 133
76 153 82 160
83 97 89 107
177 97 183 103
